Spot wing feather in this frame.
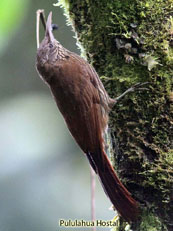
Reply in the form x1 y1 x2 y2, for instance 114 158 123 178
49 53 107 159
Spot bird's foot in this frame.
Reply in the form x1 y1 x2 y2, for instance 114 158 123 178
114 82 149 102
127 82 149 92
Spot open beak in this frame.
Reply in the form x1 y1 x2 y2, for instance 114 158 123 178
46 12 54 43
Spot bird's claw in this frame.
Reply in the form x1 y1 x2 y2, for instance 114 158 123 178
114 82 149 103
130 82 149 92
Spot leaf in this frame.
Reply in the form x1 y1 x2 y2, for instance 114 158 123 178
144 55 160 71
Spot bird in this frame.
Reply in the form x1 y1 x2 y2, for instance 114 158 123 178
36 11 146 222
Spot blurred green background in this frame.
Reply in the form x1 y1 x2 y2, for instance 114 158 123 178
0 0 112 230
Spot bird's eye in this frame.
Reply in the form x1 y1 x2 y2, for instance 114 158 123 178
52 24 59 31
49 43 53 48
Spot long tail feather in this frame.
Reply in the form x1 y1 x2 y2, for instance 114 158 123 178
86 151 139 222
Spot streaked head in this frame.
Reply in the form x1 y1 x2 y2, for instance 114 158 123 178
37 12 57 65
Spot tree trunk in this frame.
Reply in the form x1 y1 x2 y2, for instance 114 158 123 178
56 1 173 230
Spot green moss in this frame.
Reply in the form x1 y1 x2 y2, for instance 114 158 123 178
111 212 168 231
56 0 173 230
139 210 167 231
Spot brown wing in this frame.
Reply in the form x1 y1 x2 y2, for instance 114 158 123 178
70 52 111 115
48 53 108 155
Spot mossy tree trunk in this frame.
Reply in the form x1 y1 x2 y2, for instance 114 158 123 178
56 0 173 230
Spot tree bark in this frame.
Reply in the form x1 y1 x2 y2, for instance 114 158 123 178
57 0 173 230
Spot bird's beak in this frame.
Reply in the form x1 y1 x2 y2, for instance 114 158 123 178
46 12 54 43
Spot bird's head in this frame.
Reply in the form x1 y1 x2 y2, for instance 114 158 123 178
37 12 57 65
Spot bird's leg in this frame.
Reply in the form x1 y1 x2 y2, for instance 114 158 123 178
114 82 148 103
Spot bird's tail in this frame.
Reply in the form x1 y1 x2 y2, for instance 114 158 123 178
86 150 139 222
